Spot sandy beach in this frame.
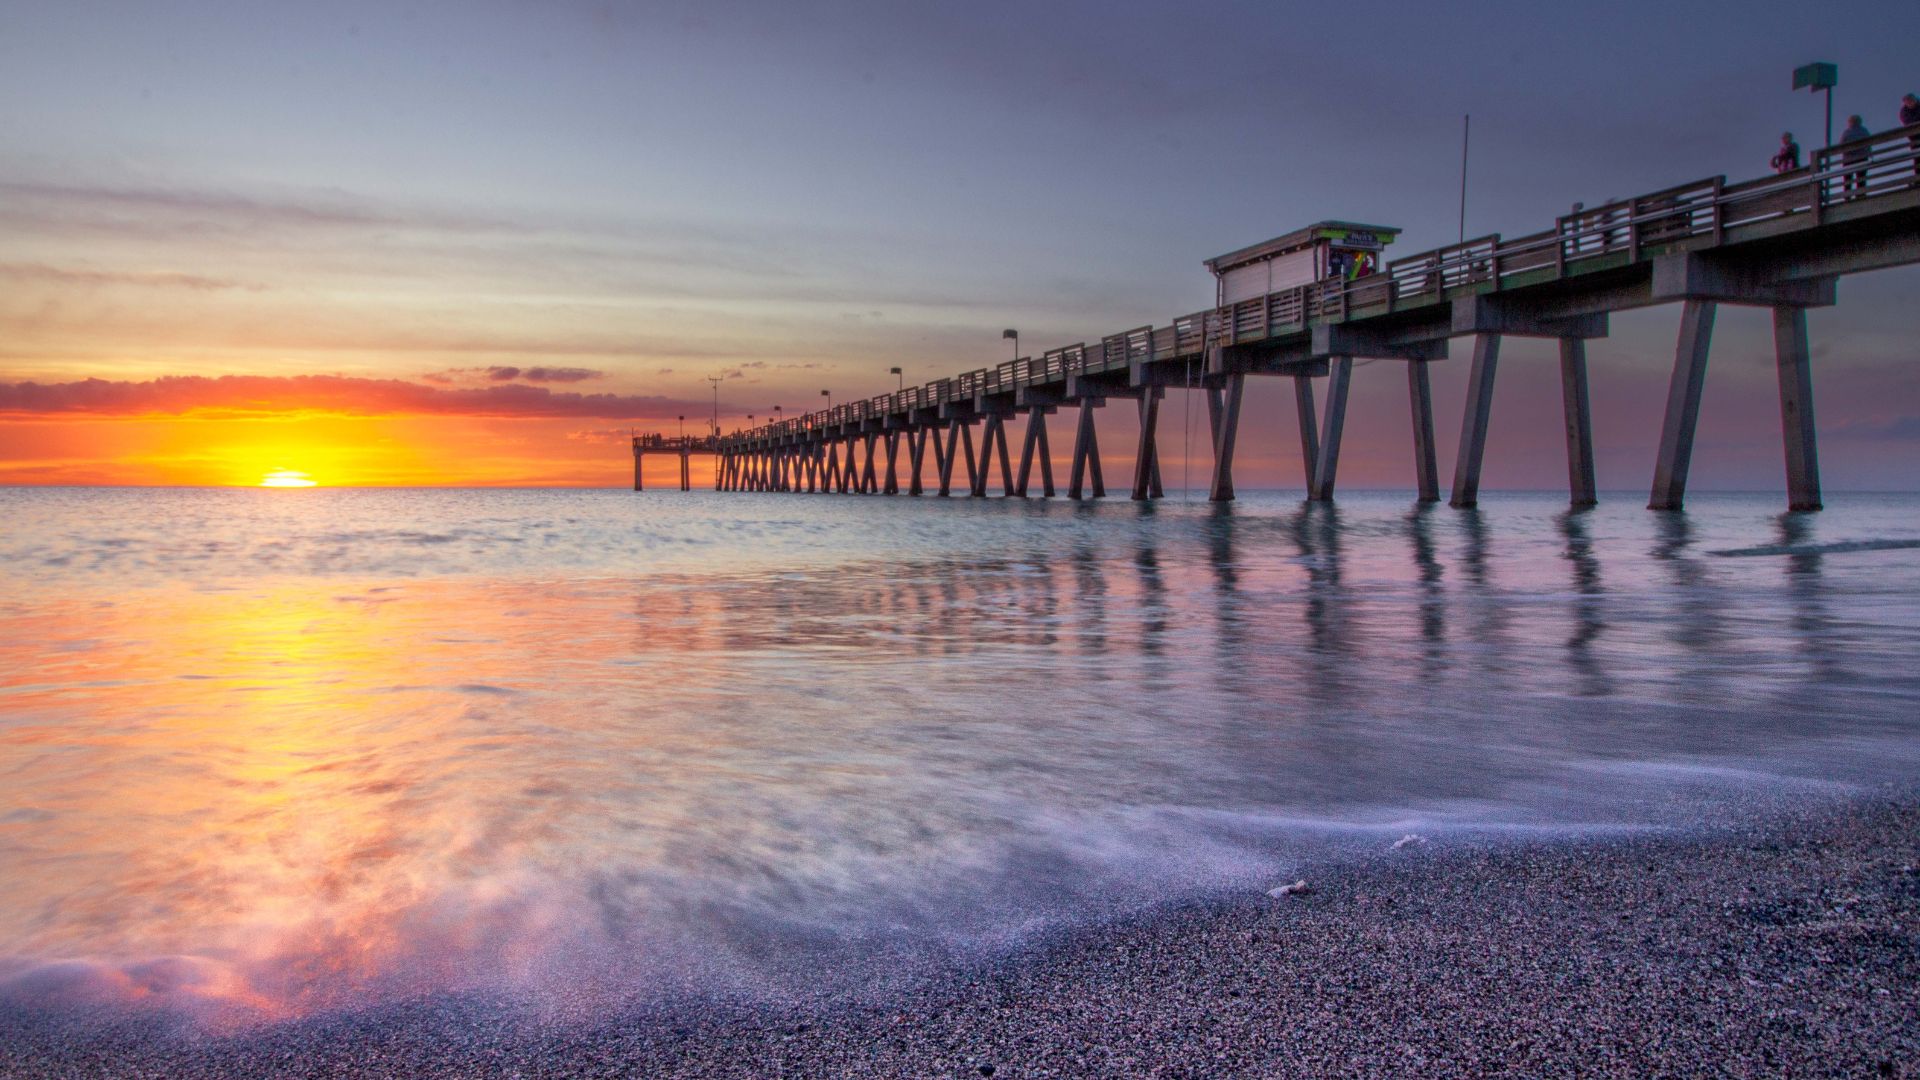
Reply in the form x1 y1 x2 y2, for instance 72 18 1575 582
5 786 1915 1079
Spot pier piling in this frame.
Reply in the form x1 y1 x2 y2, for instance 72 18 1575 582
1559 339 1598 507
1450 333 1502 509
1773 305 1822 512
1309 358 1352 502
1649 300 1716 511
1407 361 1440 502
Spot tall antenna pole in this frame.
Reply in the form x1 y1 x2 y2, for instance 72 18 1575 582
1458 114 1471 244
706 375 723 436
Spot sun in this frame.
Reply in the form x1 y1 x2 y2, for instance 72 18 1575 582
260 468 318 488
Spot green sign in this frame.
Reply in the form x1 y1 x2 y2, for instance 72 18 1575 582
1793 62 1837 91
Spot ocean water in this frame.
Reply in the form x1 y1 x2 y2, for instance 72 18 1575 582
2 486 1919 1024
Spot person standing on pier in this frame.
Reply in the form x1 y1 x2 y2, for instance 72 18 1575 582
1771 132 1801 174
1900 94 1919 179
1840 114 1872 197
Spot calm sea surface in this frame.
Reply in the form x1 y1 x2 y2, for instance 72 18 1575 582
3 487 1919 1022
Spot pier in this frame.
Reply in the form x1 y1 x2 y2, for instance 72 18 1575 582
630 434 717 491
645 124 1920 511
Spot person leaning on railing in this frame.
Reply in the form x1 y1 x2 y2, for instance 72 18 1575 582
1771 132 1801 174
1840 115 1872 197
1902 94 1920 180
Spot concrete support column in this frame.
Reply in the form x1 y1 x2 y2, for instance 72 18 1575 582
1309 357 1352 501
908 428 927 495
1407 361 1440 502
959 422 979 495
1293 375 1320 494
1132 389 1161 501
680 451 690 492
1559 339 1598 507
860 434 878 494
1208 373 1245 503
883 432 901 494
938 420 961 497
1774 305 1822 512
1036 413 1056 496
1068 400 1104 499
1648 300 1717 511
633 449 644 492
993 417 1014 495
1015 410 1054 497
971 416 999 497
1450 332 1503 509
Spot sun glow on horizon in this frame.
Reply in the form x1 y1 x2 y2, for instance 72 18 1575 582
260 469 318 488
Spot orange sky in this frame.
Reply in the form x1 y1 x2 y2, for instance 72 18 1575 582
0 414 663 488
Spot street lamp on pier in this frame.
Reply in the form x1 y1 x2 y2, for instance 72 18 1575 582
889 366 903 392
1003 328 1018 362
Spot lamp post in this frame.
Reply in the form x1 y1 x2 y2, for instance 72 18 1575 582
774 405 783 428
821 388 831 411
1795 61 1839 148
889 366 903 392
706 375 723 437
678 414 684 441
1003 328 1018 361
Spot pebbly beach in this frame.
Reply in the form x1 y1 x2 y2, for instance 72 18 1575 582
5 786 1915 1079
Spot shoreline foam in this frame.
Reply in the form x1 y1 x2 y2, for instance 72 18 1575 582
5 785 1916 1078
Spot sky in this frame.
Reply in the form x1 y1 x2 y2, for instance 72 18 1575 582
2 0 1916 489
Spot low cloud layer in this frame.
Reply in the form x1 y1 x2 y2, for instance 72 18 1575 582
422 366 605 385
0 261 263 292
0 375 699 419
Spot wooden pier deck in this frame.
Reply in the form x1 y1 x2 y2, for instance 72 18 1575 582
644 124 1920 511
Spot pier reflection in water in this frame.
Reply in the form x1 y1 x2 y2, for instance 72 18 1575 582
2 487 1918 1020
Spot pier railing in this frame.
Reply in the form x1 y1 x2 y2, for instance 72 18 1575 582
697 123 1918 448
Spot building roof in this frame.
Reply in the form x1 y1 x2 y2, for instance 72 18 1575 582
1204 221 1401 274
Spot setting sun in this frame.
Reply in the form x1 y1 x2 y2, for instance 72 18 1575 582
260 469 318 488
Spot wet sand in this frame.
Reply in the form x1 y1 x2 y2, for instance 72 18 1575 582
4 789 1917 1078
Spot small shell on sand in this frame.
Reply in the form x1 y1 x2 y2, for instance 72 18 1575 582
1392 834 1428 850
1267 880 1311 898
